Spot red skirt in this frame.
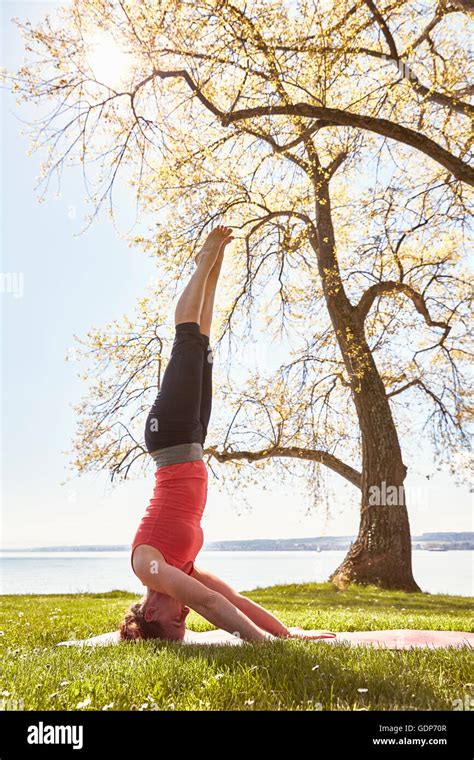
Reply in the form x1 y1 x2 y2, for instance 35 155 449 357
131 459 208 576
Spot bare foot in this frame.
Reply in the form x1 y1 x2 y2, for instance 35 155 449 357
195 225 234 266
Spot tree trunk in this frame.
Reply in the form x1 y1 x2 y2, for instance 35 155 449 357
309 166 421 592
329 504 421 592
328 338 421 592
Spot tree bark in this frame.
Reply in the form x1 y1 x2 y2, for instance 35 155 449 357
328 360 421 591
309 164 421 592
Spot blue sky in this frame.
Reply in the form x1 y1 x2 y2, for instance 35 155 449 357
1 1 472 549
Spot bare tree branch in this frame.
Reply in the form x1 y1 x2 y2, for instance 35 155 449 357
356 280 452 343
118 67 474 184
206 445 361 489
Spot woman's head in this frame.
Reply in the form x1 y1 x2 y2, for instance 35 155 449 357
119 589 190 642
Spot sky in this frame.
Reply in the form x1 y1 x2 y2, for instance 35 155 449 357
1 1 472 549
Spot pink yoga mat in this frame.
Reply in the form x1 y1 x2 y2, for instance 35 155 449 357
58 628 474 649
319 629 474 649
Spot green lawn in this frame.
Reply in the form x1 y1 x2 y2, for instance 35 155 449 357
1 583 473 711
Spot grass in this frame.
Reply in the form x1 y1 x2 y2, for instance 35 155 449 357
0 583 473 711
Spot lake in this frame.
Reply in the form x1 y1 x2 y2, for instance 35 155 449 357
1 550 472 597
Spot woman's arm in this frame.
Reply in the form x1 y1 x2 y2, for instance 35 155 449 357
191 565 291 637
133 551 270 642
199 592 273 642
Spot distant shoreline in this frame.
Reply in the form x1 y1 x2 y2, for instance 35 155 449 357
2 532 473 553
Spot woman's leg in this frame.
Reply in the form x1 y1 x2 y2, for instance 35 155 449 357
144 321 205 451
199 241 226 338
145 226 232 452
174 226 232 326
198 245 227 443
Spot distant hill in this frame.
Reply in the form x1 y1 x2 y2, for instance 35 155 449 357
204 533 474 552
3 532 473 552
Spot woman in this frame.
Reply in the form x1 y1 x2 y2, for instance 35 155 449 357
120 225 336 643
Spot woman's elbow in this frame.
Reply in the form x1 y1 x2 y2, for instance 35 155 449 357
194 590 223 617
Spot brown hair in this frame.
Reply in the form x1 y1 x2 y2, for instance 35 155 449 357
119 602 167 641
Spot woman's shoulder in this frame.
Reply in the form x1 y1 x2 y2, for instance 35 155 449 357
131 543 167 577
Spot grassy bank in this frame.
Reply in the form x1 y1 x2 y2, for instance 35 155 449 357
1 583 472 711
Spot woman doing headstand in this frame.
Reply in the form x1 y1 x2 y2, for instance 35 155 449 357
120 225 336 643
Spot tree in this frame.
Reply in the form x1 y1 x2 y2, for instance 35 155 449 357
7 0 473 591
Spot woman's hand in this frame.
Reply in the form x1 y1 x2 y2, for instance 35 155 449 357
286 626 337 640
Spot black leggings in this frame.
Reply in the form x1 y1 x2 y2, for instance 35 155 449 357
144 322 213 452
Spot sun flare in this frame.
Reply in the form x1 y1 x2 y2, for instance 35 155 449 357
85 32 135 89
